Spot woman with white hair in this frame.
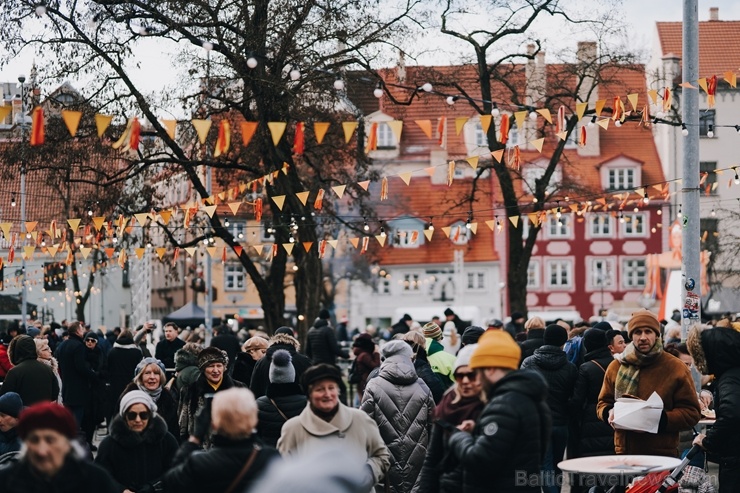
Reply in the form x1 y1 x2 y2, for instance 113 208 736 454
35 338 63 404
95 390 178 493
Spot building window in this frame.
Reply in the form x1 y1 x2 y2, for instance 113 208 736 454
224 263 246 291
589 214 613 238
395 229 420 248
527 260 540 288
403 273 420 292
622 258 646 289
608 168 635 190
506 124 519 148
229 220 246 240
588 258 615 290
546 259 572 288
699 110 715 138
522 163 562 195
474 121 487 147
622 213 647 236
564 126 579 149
700 161 718 195
467 272 486 291
377 122 396 149
546 215 571 239
44 262 66 291
379 277 391 295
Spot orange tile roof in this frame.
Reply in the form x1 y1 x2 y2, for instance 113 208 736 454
656 20 740 77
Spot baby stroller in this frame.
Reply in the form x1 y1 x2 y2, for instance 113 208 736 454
0 451 19 468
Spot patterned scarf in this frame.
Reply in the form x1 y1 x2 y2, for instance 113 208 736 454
615 339 663 398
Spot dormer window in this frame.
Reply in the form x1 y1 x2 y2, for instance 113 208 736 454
389 217 425 249
377 122 397 149
600 155 642 191
448 221 470 245
608 168 635 190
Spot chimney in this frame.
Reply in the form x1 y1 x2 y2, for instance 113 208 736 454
525 44 546 145
709 7 719 21
396 50 406 83
576 42 600 157
662 53 681 87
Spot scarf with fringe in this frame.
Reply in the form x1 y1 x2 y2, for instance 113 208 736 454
615 339 663 398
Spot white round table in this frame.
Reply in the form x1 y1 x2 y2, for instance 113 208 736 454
558 455 683 493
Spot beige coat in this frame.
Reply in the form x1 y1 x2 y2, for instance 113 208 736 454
278 403 390 484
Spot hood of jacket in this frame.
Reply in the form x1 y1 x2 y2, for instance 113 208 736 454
8 335 38 365
530 345 569 370
492 369 548 402
378 358 418 385
266 339 299 358
109 412 169 448
174 346 199 371
688 325 740 376
311 318 329 330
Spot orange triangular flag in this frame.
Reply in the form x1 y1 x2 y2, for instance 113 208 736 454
469 223 478 234
415 120 433 139
313 122 330 144
441 226 452 238
47 244 59 257
0 105 10 123
724 71 737 88
423 229 433 241
679 81 698 89
61 110 82 137
228 202 241 215
23 246 35 260
272 195 286 210
375 235 386 247
67 218 81 232
479 114 492 134
252 244 264 255
455 117 468 135
424 167 436 176
160 119 176 140
203 205 217 218
296 191 310 205
191 119 212 144
357 180 370 191
485 219 495 231
233 245 243 257
135 247 146 260
530 138 545 153
349 237 360 248
95 114 113 137
302 242 313 252
92 216 106 231
399 172 412 185
536 108 552 123
556 131 568 141
158 210 172 225
0 223 11 240
697 78 708 93
594 100 606 116
491 149 504 163
342 122 358 143
387 120 403 142
627 93 639 112
647 90 658 105
283 243 295 255
24 221 37 233
240 121 258 146
332 185 347 199
267 122 286 146
156 247 167 260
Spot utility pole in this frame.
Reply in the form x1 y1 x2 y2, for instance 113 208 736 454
203 50 213 345
18 74 28 328
681 0 701 339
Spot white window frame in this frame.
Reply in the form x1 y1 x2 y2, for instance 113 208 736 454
377 122 396 148
224 263 246 291
586 257 616 290
587 213 614 239
621 212 648 238
395 229 421 249
473 121 487 147
403 273 421 292
527 259 541 289
546 258 573 289
621 257 647 289
506 124 520 149
466 271 486 292
379 277 391 295
545 214 572 240
229 220 246 240
608 168 636 190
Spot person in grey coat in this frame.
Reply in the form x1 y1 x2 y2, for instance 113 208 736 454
361 340 435 493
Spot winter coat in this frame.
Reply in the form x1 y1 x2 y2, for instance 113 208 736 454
687 325 740 462
210 332 240 372
249 337 313 398
519 328 545 362
232 353 257 390
426 339 456 388
38 357 63 404
449 370 552 493
0 427 20 455
121 382 180 439
155 338 185 372
521 345 577 426
56 333 97 406
414 355 446 404
568 347 615 457
0 335 59 405
0 454 117 493
361 356 435 493
597 348 701 457
106 342 143 407
305 319 348 365
177 373 245 443
0 344 11 380
95 413 179 492
278 403 391 485
353 349 379 397
152 435 280 493
173 349 200 396
256 382 307 447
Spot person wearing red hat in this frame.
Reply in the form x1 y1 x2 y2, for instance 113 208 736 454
0 402 117 492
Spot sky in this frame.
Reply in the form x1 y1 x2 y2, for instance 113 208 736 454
0 0 739 99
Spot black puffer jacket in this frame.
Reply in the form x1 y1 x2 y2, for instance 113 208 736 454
519 328 545 361
250 337 313 398
107 341 143 407
568 347 615 457
0 335 59 405
414 357 445 404
521 345 577 426
448 370 552 493
150 435 280 493
687 325 740 461
305 319 348 365
95 413 179 492
256 383 307 447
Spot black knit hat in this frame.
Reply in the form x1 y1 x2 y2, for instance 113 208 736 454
318 309 331 320
275 326 295 336
592 321 613 332
301 364 343 392
352 333 375 353
461 326 485 346
583 329 608 352
543 324 568 347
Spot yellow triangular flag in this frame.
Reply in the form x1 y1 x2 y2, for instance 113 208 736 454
31 231 37 241
485 220 495 231
206 247 218 258
469 223 478 234
160 119 177 140
327 239 338 249
357 180 370 191
156 247 167 260
80 247 92 259
47 244 59 257
465 156 479 170
267 122 286 146
594 100 606 117
342 122 358 143
399 172 412 185
92 217 105 231
0 223 10 241
423 229 433 241
134 213 149 227
61 110 82 137
253 245 264 255
698 77 708 93
24 221 37 233
556 131 568 141
135 247 146 259
480 114 492 134
576 102 588 121
0 105 11 123
184 247 197 257
514 111 527 131
441 226 452 238
491 149 504 163
724 71 737 88
159 210 172 225
509 216 519 228
455 117 468 135
272 195 286 211
95 114 113 138
283 243 295 255
627 93 639 112
314 122 330 144
415 120 433 139
67 218 81 232
23 246 35 260
191 119 212 144
647 90 658 105
376 235 386 247
536 108 552 123
679 81 698 89
228 202 241 215
387 120 403 142
530 138 545 153
203 205 217 218
332 185 347 199
296 191 310 205
596 118 610 130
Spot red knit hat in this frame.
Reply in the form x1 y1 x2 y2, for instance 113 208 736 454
17 402 77 440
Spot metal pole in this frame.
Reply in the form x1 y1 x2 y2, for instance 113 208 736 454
681 0 701 339
19 76 27 328
203 51 213 344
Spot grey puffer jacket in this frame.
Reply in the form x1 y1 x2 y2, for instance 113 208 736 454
361 342 435 493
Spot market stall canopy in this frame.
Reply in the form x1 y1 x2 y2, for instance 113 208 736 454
162 301 220 329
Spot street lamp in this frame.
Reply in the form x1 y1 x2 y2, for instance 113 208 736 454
17 74 28 327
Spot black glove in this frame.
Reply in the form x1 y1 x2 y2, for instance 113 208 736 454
192 397 213 441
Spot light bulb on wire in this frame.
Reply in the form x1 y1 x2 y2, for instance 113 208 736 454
11 193 16 207
289 66 301 81
707 125 714 138
681 123 688 136
529 110 538 121
491 104 500 117
333 77 345 91
247 57 258 69
734 168 739 185
421 82 433 93
363 219 369 232
373 83 383 98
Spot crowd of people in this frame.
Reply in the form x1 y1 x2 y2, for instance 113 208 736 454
0 307 736 493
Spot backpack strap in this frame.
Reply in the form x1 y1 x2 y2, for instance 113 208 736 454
224 444 261 493
269 398 290 421
591 360 607 373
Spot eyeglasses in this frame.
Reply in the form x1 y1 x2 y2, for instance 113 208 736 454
454 371 475 382
125 411 151 421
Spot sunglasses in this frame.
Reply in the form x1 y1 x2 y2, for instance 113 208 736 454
454 371 475 381
125 411 151 421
